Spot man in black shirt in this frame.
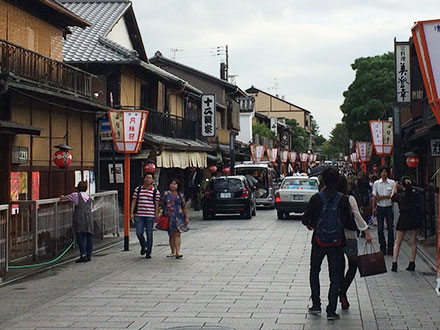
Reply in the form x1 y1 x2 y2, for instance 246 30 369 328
302 167 350 320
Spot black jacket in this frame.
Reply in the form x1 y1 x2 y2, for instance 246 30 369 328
302 188 351 245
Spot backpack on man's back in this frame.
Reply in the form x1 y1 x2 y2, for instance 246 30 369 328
315 191 344 246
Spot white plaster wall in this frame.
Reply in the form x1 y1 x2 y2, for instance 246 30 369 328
107 16 134 50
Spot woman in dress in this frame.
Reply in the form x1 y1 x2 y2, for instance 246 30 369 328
390 176 421 272
336 176 373 310
161 178 189 259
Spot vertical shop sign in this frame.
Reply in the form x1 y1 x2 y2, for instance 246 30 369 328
201 94 216 137
395 41 411 104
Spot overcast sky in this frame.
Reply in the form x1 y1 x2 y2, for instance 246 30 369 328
132 0 439 138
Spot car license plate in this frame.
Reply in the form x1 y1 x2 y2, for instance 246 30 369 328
293 195 303 200
220 193 232 198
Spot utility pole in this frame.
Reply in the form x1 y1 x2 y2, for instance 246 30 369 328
225 45 229 82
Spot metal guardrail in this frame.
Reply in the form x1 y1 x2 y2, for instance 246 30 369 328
0 38 95 99
0 205 8 276
9 191 119 264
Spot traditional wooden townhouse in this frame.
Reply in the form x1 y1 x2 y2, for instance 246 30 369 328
60 0 212 206
0 0 106 204
150 52 247 174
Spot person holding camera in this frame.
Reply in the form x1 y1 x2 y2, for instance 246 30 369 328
390 177 421 272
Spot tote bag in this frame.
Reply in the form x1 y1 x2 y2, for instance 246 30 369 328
358 243 387 277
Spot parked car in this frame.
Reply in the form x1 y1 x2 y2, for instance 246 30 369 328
202 175 257 220
235 162 279 208
275 176 319 219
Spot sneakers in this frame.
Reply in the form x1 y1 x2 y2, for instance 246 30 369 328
327 312 340 320
75 256 87 263
145 254 151 259
308 306 321 315
340 295 350 310
391 262 397 272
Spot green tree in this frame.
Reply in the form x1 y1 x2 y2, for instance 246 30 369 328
321 123 349 159
285 119 308 152
311 119 326 149
340 52 395 141
252 122 276 139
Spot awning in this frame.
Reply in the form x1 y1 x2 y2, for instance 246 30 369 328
144 133 213 152
0 120 42 135
157 151 207 169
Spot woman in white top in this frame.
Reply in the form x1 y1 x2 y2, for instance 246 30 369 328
336 176 373 310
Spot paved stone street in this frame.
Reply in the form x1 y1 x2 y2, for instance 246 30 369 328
1 209 440 330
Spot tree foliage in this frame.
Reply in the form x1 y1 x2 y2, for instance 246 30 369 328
252 122 276 139
311 119 326 149
285 119 308 152
321 123 349 159
340 52 395 141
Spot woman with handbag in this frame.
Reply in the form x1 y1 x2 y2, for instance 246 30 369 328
336 176 373 310
390 177 421 272
161 178 189 259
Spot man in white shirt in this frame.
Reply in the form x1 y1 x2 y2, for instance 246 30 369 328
372 166 395 255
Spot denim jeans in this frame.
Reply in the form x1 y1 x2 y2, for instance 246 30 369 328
377 206 394 253
136 216 155 253
76 232 93 257
340 239 359 297
310 244 344 314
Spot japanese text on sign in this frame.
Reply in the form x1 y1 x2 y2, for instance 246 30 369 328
395 43 411 103
202 95 216 137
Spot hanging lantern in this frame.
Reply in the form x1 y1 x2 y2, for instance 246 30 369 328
406 156 419 168
223 167 230 175
53 144 72 168
143 162 156 174
208 165 217 173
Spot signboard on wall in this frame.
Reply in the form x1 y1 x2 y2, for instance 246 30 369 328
431 139 440 156
201 94 216 137
395 41 411 104
108 164 124 183
11 146 28 164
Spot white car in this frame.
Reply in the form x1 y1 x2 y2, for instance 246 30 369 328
275 176 319 219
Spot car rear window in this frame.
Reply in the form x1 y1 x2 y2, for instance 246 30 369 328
281 179 318 190
211 178 244 192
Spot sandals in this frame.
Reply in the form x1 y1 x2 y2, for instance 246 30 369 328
175 254 183 259
167 253 175 257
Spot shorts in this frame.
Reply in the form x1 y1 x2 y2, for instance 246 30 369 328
343 239 358 257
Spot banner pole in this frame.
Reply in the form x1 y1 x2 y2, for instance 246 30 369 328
123 153 130 251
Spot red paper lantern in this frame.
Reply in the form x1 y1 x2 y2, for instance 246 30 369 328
53 150 72 168
144 163 156 174
208 165 217 173
223 167 230 175
406 156 419 168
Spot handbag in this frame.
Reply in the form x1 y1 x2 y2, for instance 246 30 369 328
155 193 178 230
358 242 387 277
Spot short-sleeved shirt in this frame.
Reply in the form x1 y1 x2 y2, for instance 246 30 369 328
66 192 90 206
372 178 395 207
133 186 160 217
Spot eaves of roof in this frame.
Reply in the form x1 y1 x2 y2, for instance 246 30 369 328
150 53 239 93
246 86 311 114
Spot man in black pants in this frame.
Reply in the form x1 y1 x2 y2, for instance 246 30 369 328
302 167 350 320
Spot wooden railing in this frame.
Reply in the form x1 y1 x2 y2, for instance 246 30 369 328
146 110 196 140
0 38 95 99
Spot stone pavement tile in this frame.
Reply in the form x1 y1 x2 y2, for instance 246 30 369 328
69 321 133 328
219 317 277 330
51 315 112 322
260 324 304 330
8 321 74 328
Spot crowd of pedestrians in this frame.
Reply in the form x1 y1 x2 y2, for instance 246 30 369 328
302 165 422 320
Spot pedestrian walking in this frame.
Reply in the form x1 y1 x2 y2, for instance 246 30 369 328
390 177 422 272
336 176 373 310
161 178 189 259
372 166 395 255
61 181 93 263
130 172 160 259
302 167 351 320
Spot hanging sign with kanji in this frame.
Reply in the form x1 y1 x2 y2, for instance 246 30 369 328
108 110 148 153
369 120 393 155
310 154 317 163
395 41 411 104
300 153 309 162
202 94 216 137
412 20 440 124
280 150 289 163
251 145 265 162
356 141 373 162
289 151 297 164
266 148 278 163
350 152 358 163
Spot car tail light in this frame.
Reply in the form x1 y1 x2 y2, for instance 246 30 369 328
241 188 249 198
204 189 210 198
275 192 281 203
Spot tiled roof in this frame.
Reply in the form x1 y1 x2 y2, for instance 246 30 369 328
60 1 137 63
